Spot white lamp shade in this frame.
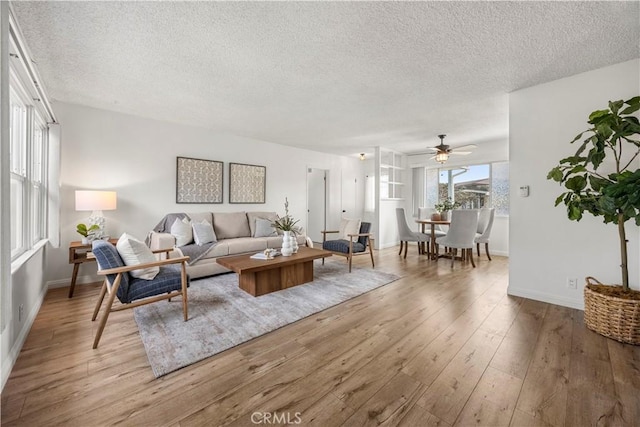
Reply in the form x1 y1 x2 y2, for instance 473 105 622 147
75 191 117 211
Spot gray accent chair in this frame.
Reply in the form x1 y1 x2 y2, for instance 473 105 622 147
475 207 495 260
396 208 429 258
435 209 479 268
321 222 375 272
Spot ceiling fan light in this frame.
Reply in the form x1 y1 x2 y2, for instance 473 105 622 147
435 152 449 164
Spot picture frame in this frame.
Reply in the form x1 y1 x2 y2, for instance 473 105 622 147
176 156 223 204
229 162 266 204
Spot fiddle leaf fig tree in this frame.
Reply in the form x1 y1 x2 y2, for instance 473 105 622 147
547 96 640 291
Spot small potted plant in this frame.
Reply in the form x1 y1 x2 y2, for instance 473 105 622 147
434 198 461 221
272 198 302 256
76 223 100 245
547 96 640 344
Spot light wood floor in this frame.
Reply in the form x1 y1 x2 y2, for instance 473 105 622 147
2 247 639 426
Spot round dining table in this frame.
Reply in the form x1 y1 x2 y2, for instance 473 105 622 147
415 218 450 260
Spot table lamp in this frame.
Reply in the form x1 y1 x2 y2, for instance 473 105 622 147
75 190 117 239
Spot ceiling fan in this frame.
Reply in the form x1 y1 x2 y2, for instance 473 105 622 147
425 134 477 164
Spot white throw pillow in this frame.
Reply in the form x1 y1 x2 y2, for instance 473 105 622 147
339 218 361 240
171 217 193 247
116 233 160 280
192 219 216 246
254 218 277 237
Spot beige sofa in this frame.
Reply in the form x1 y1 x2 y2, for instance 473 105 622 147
148 211 310 279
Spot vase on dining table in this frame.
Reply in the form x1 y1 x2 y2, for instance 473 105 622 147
440 211 449 221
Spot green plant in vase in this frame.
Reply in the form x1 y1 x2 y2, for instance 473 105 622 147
272 197 302 234
547 96 640 344
434 198 461 220
76 223 100 244
272 197 302 255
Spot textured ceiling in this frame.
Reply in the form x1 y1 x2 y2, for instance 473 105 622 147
12 1 640 158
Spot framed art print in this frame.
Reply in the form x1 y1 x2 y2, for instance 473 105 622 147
229 162 266 204
176 156 223 204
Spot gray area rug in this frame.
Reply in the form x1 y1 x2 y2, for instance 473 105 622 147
133 260 400 377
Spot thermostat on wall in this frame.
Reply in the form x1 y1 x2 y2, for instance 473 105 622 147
519 186 529 197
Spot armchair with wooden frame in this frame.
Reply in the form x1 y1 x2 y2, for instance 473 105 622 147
90 240 190 349
321 221 375 272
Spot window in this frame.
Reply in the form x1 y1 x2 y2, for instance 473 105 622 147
439 164 490 209
420 162 510 215
9 50 50 261
491 162 510 216
10 88 27 258
31 115 47 244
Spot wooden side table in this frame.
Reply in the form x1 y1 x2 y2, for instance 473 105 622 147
68 239 118 298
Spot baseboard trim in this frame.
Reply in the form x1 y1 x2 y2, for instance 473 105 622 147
46 274 99 289
1 284 47 391
507 286 584 310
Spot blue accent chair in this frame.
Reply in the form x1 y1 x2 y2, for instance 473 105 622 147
90 240 190 348
321 222 375 272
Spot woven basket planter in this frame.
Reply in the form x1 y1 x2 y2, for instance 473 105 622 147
583 277 640 345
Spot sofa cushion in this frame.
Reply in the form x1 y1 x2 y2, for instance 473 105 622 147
188 212 213 226
170 217 193 247
254 218 277 237
192 220 216 246
116 233 160 280
213 212 250 239
265 235 285 248
247 212 278 237
226 237 268 254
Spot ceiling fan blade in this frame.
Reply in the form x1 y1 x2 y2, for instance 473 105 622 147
450 151 472 155
452 144 477 151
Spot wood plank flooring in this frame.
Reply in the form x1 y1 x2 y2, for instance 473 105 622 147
2 247 639 426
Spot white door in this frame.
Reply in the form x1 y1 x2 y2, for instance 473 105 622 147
307 168 327 244
341 172 357 219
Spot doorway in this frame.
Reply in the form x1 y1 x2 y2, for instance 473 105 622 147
307 168 328 244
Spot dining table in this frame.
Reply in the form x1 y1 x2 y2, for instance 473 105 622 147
415 218 450 260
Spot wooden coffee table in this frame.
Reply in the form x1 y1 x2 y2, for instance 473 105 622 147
216 246 332 297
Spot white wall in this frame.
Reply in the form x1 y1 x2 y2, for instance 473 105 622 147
509 59 640 309
46 102 363 286
3 249 48 388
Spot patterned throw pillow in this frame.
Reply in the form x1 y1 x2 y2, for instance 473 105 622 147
170 217 193 247
116 233 159 280
192 220 217 246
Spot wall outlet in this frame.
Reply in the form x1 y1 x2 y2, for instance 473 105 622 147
567 278 578 289
18 304 24 322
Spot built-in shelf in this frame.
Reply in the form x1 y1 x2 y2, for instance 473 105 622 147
379 149 405 199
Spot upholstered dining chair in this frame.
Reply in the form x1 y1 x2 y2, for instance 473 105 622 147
475 207 495 260
396 208 429 258
90 240 190 349
322 221 375 272
435 209 479 268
